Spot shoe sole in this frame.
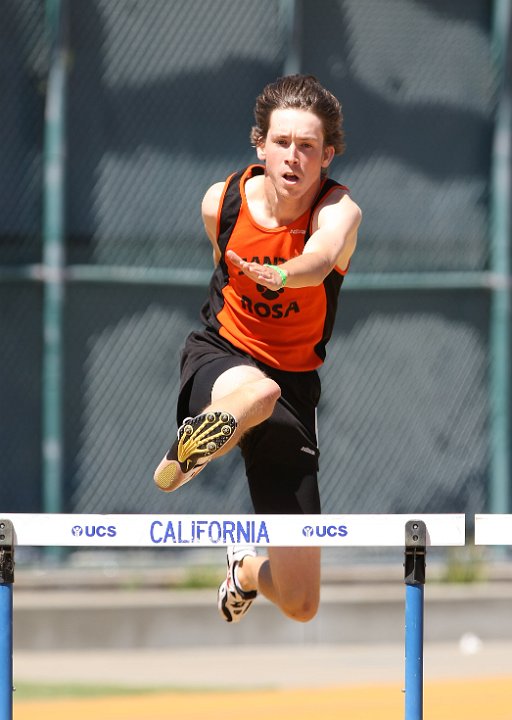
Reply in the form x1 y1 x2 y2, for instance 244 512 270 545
154 411 237 492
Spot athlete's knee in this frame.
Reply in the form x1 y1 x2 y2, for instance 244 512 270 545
280 593 319 623
276 583 320 623
239 376 280 421
212 367 280 413
255 377 281 410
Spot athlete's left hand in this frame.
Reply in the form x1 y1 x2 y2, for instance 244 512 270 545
227 250 285 291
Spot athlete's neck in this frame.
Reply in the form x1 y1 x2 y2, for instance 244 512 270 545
246 174 321 228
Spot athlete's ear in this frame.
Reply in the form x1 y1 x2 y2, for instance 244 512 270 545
256 141 266 161
321 145 335 168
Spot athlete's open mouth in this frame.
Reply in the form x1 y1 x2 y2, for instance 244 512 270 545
283 172 299 182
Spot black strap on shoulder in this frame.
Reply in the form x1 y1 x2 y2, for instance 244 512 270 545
217 165 264 255
304 178 342 244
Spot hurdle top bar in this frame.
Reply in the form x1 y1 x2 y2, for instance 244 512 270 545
474 514 512 545
0 514 465 548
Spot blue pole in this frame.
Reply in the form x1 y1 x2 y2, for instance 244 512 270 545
0 519 14 720
405 583 424 720
404 520 426 720
0 584 13 720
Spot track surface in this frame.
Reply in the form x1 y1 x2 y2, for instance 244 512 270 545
14 677 512 720
13 641 512 719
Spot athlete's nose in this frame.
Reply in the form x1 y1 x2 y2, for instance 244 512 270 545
285 143 299 163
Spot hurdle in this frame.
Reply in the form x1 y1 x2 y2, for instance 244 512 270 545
0 513 465 720
474 514 512 546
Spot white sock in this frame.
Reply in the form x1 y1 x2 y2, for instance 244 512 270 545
234 563 245 593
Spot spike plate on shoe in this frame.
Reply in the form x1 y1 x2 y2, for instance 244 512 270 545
154 411 237 492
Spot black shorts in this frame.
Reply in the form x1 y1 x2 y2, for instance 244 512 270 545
177 330 322 514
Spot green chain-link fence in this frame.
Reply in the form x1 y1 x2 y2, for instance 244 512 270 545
1 0 509 529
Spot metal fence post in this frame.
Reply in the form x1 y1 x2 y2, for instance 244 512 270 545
42 0 69 516
489 0 512 514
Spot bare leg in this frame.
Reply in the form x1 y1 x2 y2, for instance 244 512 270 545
154 365 280 491
207 365 281 455
237 547 321 622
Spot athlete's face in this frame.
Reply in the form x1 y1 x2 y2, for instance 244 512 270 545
257 108 335 199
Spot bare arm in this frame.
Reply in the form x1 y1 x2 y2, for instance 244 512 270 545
201 181 225 266
227 189 362 291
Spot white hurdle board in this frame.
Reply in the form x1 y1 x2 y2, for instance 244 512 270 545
474 514 512 545
0 513 465 548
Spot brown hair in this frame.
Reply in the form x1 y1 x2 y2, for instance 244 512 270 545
250 74 345 155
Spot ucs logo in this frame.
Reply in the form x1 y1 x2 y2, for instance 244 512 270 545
71 525 117 538
302 525 348 538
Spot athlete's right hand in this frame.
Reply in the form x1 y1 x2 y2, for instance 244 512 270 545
227 250 286 291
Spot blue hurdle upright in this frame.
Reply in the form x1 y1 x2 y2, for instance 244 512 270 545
404 519 426 720
0 513 465 720
0 521 14 720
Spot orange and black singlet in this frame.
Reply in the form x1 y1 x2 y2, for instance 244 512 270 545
200 164 349 372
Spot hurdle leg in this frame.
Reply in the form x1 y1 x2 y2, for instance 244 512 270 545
0 520 14 720
404 520 426 720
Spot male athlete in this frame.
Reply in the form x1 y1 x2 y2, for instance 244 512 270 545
154 74 361 624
